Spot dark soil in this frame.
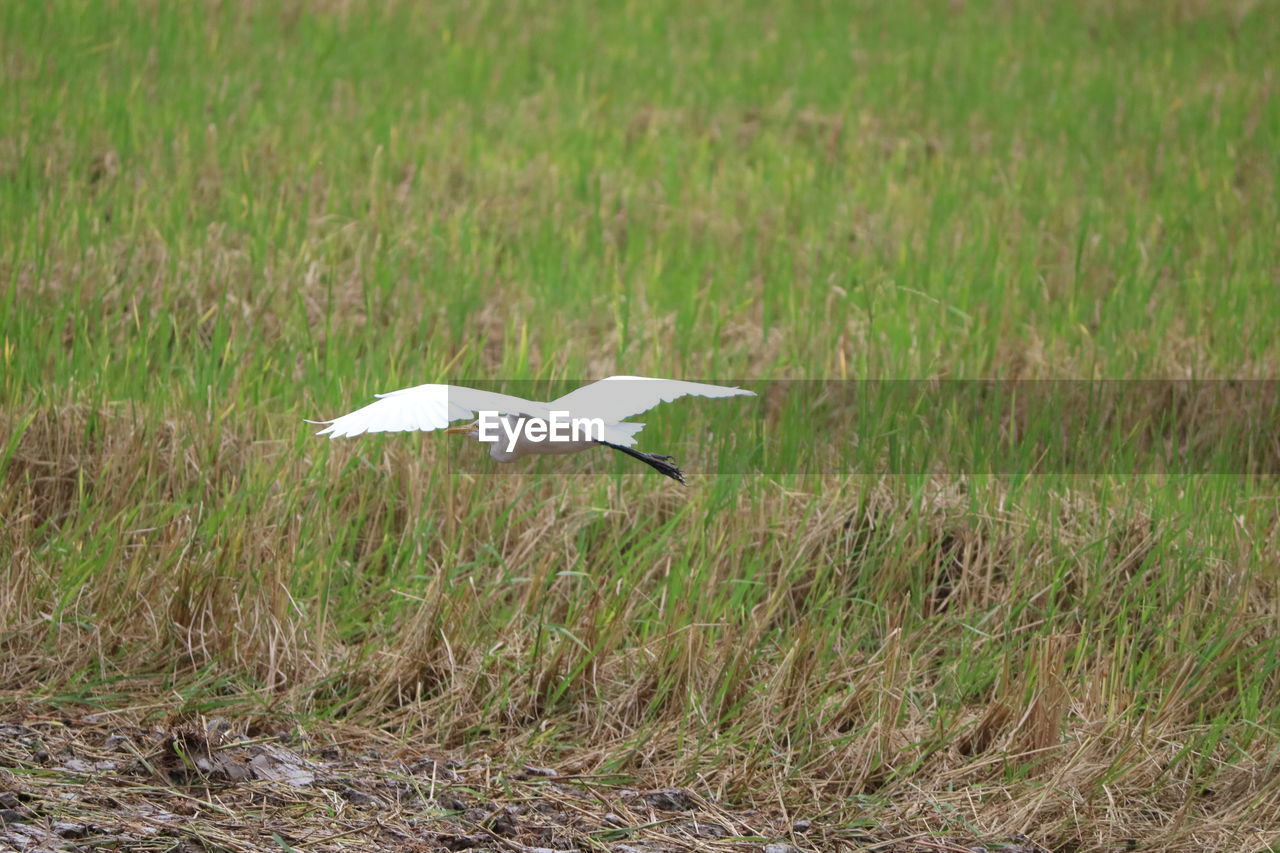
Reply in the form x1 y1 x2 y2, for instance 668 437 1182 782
0 709 1042 853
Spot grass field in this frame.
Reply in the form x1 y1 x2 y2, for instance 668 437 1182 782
3 1 1279 850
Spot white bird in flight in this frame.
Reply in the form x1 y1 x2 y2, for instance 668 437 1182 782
309 376 755 484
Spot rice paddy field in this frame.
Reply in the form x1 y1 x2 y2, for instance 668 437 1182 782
3 1 1279 850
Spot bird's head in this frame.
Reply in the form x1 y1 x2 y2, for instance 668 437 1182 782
444 420 480 439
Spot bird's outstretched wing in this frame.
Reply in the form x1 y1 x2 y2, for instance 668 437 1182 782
308 384 553 438
549 376 755 423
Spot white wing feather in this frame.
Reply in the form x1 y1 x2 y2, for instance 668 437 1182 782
309 384 554 438
311 377 754 441
549 375 755 423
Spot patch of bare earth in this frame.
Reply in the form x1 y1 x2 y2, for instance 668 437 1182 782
0 710 1041 853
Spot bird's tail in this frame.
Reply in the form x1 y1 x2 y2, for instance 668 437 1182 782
598 441 686 485
604 421 645 445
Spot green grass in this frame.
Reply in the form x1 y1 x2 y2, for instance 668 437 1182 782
2 1 1279 850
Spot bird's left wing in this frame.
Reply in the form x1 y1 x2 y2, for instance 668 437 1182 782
549 376 755 423
309 384 553 438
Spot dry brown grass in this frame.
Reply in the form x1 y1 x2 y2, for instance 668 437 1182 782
4 404 1280 851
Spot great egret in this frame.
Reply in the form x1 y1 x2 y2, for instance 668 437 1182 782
309 376 755 483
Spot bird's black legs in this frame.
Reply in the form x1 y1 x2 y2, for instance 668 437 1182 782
598 442 687 485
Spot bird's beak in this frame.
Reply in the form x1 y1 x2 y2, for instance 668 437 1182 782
444 422 475 434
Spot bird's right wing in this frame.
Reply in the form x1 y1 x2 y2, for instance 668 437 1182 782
308 384 553 438
549 376 755 423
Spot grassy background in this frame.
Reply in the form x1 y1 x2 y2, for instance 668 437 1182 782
3 0 1279 849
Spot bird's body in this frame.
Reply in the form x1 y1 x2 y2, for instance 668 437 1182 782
309 376 754 483
482 415 598 462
